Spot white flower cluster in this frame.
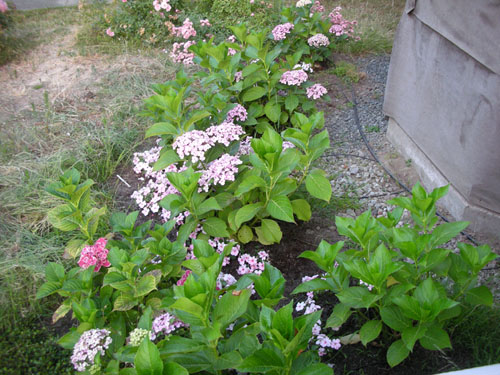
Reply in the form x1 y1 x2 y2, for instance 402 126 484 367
296 0 312 7
71 329 112 372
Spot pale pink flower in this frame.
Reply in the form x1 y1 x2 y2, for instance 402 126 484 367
198 154 242 192
226 104 248 123
172 18 196 39
200 19 211 27
272 23 294 41
106 28 115 37
0 0 8 13
311 1 324 13
306 83 328 100
280 69 308 86
71 329 112 372
308 33 330 47
234 71 243 82
151 313 185 340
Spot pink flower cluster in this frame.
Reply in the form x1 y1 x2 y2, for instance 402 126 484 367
272 23 294 41
131 147 183 217
198 154 242 192
295 280 342 356
78 238 110 272
200 19 211 27
177 269 192 286
237 251 269 275
328 7 357 37
71 329 112 372
206 122 245 147
234 71 243 82
226 104 248 123
151 313 186 340
307 33 330 47
173 130 214 162
280 69 308 86
306 83 328 100
310 0 324 13
106 28 115 37
0 0 8 13
153 0 171 12
170 41 195 65
172 18 197 40
217 272 237 290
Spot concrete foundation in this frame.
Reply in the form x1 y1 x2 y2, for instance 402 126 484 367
387 118 500 237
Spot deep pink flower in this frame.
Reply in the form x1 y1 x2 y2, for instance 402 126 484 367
0 0 8 13
77 238 110 272
177 270 192 286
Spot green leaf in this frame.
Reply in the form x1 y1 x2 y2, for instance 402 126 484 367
64 238 86 259
257 219 282 244
135 339 163 375
291 199 311 221
266 196 294 223
162 362 188 375
305 169 332 202
47 205 79 232
402 325 427 351
337 287 382 309
264 102 281 123
235 203 264 228
202 217 229 237
45 262 65 282
430 221 469 247
235 175 266 196
135 275 157 297
145 122 177 138
153 149 180 171
294 363 333 375
237 348 285 373
380 306 411 332
285 95 299 112
387 339 410 367
242 86 267 102
113 295 138 311
195 197 221 216
292 279 331 294
326 303 352 329
465 286 493 306
360 320 382 346
213 289 251 328
58 330 81 350
419 326 451 350
238 225 253 244
36 281 61 299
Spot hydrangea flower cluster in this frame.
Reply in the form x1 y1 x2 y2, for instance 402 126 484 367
216 272 237 290
170 41 195 65
0 0 8 13
131 148 182 217
293 62 313 73
237 251 269 275
172 18 196 40
177 269 192 286
78 238 110 272
328 7 357 37
280 69 308 86
198 154 242 192
226 104 248 123
71 329 112 372
306 83 328 100
206 122 245 146
234 71 243 82
310 0 325 13
173 130 214 162
272 23 294 41
151 312 186 340
153 0 171 12
307 33 330 48
128 328 151 347
296 0 312 7
295 278 342 356
200 19 211 27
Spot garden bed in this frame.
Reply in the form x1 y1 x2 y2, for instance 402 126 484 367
1 1 500 374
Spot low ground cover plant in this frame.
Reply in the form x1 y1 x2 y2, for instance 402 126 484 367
38 170 498 373
293 184 498 367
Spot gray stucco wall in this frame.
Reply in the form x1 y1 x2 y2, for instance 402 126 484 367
384 0 500 235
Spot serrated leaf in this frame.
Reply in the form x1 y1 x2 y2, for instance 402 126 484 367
285 95 299 112
238 225 253 244
266 196 294 223
153 149 180 171
202 217 229 237
387 339 410 367
305 169 332 202
402 325 427 351
45 262 65 282
135 275 157 297
36 281 61 299
235 203 264 228
291 199 311 221
360 320 382 346
465 286 493 306
145 122 177 138
114 295 138 311
135 338 163 375
242 86 267 102
264 102 281 123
